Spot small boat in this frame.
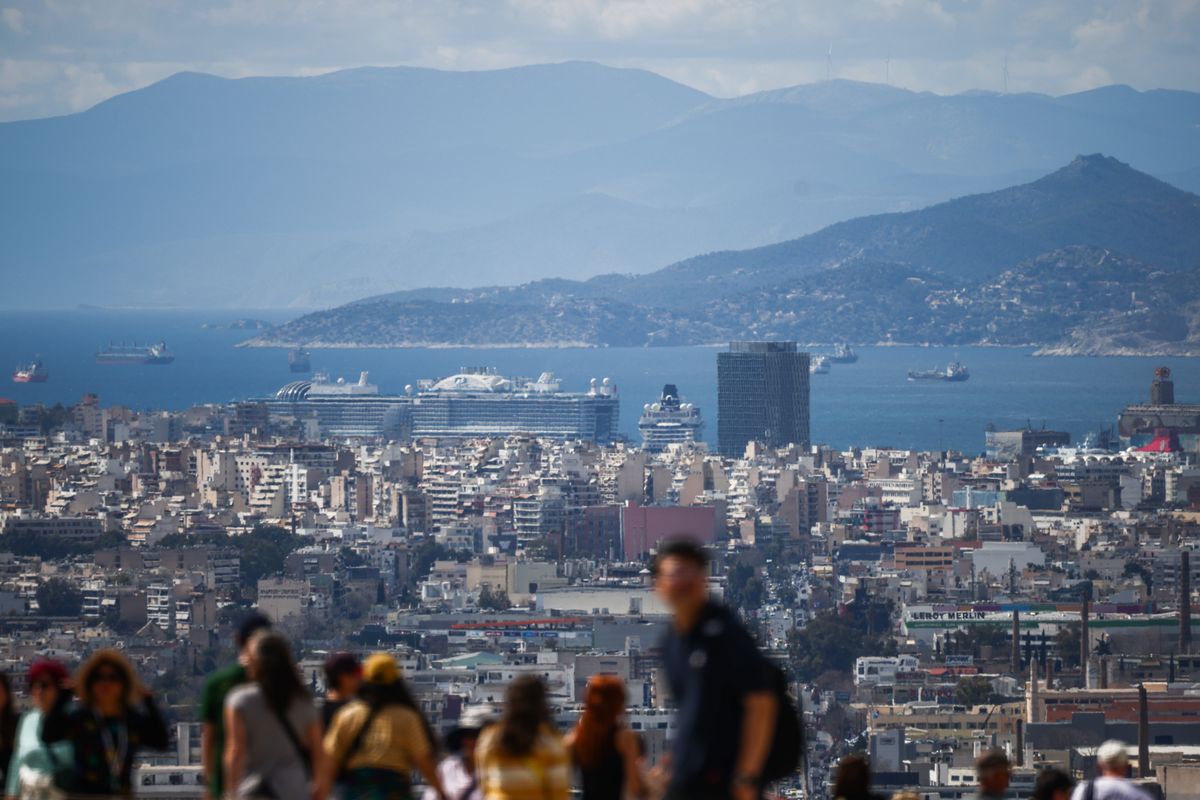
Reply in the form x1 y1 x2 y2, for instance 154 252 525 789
810 355 831 375
908 361 969 382
12 357 48 383
829 344 858 363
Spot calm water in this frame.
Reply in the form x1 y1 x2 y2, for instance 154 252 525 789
1 309 1195 454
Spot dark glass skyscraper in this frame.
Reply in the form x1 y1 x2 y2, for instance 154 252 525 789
717 341 810 456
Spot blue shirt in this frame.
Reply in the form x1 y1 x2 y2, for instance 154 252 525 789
661 602 771 793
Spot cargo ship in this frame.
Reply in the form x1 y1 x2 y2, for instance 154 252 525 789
908 361 969 382
288 348 311 373
12 357 48 383
829 344 858 363
95 341 175 365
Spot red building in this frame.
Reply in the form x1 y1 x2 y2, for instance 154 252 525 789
621 501 716 560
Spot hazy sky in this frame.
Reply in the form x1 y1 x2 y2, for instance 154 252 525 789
2 0 1198 122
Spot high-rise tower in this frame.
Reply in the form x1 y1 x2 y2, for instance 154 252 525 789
717 341 810 457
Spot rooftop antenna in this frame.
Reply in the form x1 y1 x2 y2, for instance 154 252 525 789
1003 53 1010 94
827 42 833 81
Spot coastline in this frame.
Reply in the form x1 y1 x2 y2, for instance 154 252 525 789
238 336 1198 357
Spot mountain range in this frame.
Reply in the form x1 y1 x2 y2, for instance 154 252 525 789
3 62 1200 308
248 155 1200 355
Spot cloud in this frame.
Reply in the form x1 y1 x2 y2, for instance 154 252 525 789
0 0 1197 121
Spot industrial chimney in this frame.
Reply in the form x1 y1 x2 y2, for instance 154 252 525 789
1181 550 1192 654
1081 592 1091 680
1138 683 1150 778
1012 610 1021 674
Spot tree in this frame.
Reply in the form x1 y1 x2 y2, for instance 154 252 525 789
36 578 82 616
787 600 898 682
726 563 765 611
1056 622 1082 668
955 675 994 706
408 539 450 589
479 586 512 611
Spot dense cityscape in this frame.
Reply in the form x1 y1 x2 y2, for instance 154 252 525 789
4 3 1199 799
0 341 1197 797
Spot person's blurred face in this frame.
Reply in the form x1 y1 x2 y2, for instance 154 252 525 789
1051 789 1072 800
654 555 707 612
30 679 58 713
336 671 362 698
90 666 126 710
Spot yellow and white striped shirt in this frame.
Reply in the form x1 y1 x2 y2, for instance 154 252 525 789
476 725 570 800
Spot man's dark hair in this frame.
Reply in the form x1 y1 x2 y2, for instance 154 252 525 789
651 539 709 576
1032 767 1074 800
323 652 361 687
832 753 872 800
234 612 272 648
976 748 1011 777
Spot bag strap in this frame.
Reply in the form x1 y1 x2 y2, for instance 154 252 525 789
337 704 384 777
268 701 312 776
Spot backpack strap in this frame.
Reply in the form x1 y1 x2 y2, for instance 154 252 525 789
336 704 385 779
268 702 312 777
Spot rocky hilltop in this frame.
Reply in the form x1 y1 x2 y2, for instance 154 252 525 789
246 156 1200 354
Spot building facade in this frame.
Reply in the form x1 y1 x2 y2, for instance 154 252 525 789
716 342 810 456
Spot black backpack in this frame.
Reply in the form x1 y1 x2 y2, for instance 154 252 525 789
762 663 805 783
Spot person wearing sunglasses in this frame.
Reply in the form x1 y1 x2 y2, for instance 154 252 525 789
6 660 74 798
41 649 169 796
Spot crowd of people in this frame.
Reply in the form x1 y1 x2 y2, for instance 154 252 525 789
0 539 1165 799
830 743 1154 800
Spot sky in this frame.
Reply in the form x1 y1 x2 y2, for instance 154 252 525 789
1 0 1198 122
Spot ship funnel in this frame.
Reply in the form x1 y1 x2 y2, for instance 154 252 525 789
358 371 370 386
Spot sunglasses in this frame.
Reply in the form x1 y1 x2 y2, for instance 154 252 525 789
93 671 124 684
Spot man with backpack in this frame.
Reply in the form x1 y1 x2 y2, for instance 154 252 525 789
654 539 791 800
1070 741 1152 800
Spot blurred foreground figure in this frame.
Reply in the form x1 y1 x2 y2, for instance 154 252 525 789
969 750 1010 800
654 540 777 800
202 612 272 800
1032 767 1075 800
6 660 73 798
321 652 363 729
322 652 445 800
476 675 569 800
566 675 645 800
41 649 169 796
1070 741 1151 800
424 705 496 800
224 630 325 800
832 754 883 800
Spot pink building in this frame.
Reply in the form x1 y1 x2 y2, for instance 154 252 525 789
621 501 716 561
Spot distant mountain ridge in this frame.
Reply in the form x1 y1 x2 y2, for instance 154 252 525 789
3 62 1200 308
250 155 1200 355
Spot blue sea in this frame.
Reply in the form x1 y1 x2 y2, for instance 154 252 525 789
1 309 1195 454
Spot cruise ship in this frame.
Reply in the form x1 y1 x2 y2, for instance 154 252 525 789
411 368 619 443
267 372 410 439
95 341 175 365
638 384 703 452
907 361 969 382
12 357 48 383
